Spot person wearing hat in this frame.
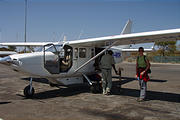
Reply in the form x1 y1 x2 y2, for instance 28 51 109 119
100 50 118 95
136 47 150 102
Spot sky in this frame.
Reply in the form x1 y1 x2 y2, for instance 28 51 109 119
0 0 180 48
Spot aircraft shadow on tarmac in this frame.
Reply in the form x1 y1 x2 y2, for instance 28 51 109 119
21 77 90 99
33 85 90 99
20 77 180 103
0 102 11 105
16 85 90 100
112 76 168 83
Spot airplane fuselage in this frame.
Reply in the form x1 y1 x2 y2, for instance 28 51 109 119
7 44 122 85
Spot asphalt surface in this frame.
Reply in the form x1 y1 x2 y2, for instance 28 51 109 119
0 62 180 120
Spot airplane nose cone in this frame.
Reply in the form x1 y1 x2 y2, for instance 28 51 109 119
0 56 22 66
0 56 12 63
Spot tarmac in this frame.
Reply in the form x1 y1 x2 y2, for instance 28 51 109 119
0 62 180 120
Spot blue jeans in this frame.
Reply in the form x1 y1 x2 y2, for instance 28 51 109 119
138 78 147 99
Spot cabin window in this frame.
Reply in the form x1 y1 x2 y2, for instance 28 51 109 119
74 48 78 59
79 48 86 58
91 48 95 58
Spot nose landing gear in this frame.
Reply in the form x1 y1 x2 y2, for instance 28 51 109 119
24 77 35 98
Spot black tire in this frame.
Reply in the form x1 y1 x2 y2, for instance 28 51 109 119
90 84 97 93
96 81 102 93
24 85 35 98
88 74 102 93
90 83 102 93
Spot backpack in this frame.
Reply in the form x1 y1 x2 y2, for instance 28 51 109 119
137 55 151 74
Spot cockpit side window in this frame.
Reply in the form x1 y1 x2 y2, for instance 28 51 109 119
74 48 78 59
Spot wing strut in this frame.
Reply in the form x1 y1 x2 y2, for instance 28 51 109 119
82 74 93 86
74 41 118 73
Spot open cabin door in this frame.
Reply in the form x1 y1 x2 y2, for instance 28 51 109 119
43 44 73 74
43 44 60 74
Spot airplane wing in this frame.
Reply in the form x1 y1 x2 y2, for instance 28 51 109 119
68 28 180 47
0 29 180 48
0 51 17 57
112 45 154 52
0 42 59 47
71 28 180 72
121 48 153 52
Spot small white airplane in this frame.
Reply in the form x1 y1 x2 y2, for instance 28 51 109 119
0 20 180 98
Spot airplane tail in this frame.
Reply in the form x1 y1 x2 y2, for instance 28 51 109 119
114 19 132 49
121 19 132 35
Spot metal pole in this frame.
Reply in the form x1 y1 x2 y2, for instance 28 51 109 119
24 0 27 52
0 28 1 42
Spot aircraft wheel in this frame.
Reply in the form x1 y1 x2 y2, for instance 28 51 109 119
90 84 100 93
24 85 35 98
90 84 96 93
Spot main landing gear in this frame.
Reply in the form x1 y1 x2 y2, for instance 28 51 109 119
24 77 35 98
83 74 102 93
